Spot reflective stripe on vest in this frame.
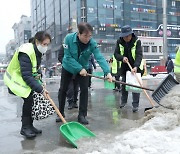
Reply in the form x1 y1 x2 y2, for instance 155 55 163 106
119 40 143 70
174 49 180 73
3 43 37 98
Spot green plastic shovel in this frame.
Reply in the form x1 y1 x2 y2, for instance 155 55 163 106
47 94 96 148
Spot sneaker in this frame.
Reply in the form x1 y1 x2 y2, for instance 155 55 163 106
89 87 93 91
120 103 126 108
113 88 118 92
68 103 73 110
118 87 122 92
132 107 138 112
78 115 89 125
73 102 78 108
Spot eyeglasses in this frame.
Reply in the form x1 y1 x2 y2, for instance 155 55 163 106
80 34 92 39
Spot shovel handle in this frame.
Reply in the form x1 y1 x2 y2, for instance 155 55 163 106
87 73 154 91
126 61 155 107
47 94 67 124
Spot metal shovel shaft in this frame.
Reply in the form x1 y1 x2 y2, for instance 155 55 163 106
87 73 154 91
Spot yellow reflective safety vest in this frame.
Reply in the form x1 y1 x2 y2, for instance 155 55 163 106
111 55 120 74
119 40 143 70
3 43 37 98
174 47 180 73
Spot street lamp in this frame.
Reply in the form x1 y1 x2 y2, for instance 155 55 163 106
162 0 168 60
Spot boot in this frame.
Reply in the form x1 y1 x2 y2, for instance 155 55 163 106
78 115 89 125
30 117 42 134
132 107 139 112
73 102 78 108
120 102 127 108
20 117 36 138
67 102 73 110
56 113 65 122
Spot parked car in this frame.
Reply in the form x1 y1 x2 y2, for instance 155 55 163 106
149 65 167 77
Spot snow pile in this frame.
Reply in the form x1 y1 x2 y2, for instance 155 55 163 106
87 85 180 154
142 74 168 80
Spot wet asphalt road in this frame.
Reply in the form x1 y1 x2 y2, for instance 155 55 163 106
0 73 163 154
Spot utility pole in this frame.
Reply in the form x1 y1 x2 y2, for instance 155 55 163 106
162 0 168 60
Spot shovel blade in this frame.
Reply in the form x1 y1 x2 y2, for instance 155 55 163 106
144 107 154 112
60 121 96 148
152 74 179 103
144 106 160 112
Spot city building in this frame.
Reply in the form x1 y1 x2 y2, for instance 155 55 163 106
12 15 31 49
5 39 16 62
0 53 6 64
31 0 180 68
5 15 31 63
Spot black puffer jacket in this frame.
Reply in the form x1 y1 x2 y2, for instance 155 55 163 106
114 34 143 75
18 44 43 93
58 45 64 63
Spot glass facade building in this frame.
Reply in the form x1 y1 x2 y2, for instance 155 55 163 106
31 0 180 67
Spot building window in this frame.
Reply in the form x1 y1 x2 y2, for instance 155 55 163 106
159 46 162 53
143 46 149 53
172 1 176 7
152 46 157 53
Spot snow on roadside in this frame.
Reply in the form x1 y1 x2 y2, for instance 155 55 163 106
87 85 180 154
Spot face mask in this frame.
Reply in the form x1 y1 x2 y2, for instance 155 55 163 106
37 44 48 54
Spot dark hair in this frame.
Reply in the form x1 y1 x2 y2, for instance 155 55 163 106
77 22 93 34
28 37 34 43
32 31 51 44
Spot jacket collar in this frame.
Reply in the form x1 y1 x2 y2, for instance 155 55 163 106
73 32 78 43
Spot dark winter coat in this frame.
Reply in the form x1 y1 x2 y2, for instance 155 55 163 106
18 44 43 93
88 54 96 70
165 57 174 73
114 34 143 75
58 45 64 63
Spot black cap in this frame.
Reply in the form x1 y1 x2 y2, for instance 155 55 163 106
120 25 134 37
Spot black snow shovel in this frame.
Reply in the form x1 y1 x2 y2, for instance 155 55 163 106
47 94 96 148
125 61 179 111
151 74 179 105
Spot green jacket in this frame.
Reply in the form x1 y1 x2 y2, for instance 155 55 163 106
62 32 110 75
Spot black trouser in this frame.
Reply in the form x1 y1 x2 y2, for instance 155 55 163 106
112 73 121 89
8 88 33 118
115 74 121 89
88 69 93 87
66 79 79 103
58 67 89 116
121 74 140 107
22 92 34 117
